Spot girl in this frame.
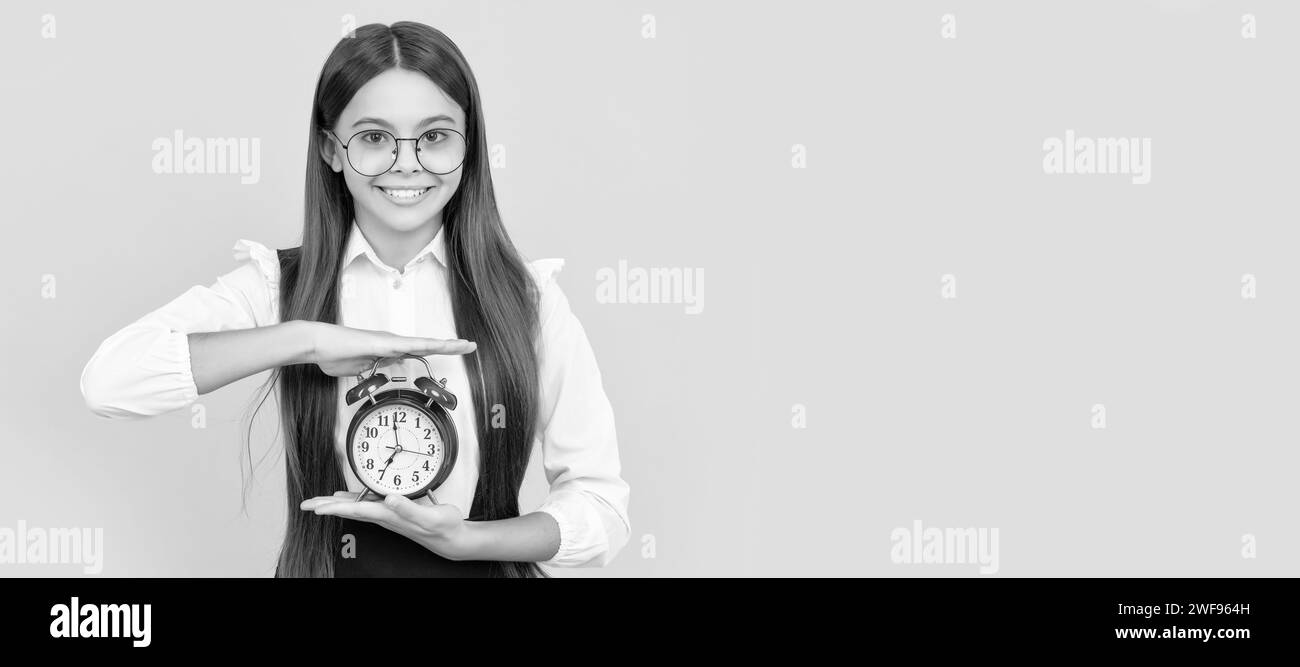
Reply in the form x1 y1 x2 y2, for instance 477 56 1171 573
79 22 630 578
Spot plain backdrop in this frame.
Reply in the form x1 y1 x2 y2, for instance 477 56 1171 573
2 0 1298 576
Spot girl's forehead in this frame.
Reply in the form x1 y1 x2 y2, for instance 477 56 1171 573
339 68 465 129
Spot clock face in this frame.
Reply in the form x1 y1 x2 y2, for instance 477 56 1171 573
349 402 447 497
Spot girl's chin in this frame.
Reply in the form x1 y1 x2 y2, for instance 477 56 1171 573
361 201 443 231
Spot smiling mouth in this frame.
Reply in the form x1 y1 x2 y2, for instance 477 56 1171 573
376 186 433 203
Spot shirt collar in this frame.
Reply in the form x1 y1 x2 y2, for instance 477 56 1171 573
343 219 448 272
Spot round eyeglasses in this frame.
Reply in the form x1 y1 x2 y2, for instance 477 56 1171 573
327 127 468 176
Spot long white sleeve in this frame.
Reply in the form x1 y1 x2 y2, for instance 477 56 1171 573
79 240 280 419
528 259 632 568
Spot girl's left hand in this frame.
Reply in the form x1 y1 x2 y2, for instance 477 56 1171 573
300 491 469 560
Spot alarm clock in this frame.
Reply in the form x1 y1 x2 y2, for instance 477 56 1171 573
344 353 460 501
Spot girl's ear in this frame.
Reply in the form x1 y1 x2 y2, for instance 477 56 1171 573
319 130 344 173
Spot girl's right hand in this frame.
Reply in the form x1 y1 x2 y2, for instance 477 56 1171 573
304 322 477 378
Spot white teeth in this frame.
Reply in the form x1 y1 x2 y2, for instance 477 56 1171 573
380 187 429 200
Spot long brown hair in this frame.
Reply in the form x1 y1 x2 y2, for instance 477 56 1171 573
257 22 543 578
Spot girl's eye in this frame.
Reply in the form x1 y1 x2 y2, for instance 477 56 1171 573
362 131 388 144
423 130 444 143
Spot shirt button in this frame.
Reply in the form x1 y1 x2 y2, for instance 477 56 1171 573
417 257 425 263
392 278 402 289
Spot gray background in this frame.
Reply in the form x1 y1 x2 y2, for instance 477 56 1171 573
2 0 1296 576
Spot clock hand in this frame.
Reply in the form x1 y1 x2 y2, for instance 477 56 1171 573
377 445 401 480
385 445 434 457
377 422 405 480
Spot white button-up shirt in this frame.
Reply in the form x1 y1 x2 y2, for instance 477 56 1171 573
79 220 631 568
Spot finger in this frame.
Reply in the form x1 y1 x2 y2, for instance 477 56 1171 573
384 494 429 524
314 500 398 523
300 491 368 510
396 337 477 356
300 496 356 510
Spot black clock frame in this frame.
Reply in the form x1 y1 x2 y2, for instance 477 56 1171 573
345 388 459 499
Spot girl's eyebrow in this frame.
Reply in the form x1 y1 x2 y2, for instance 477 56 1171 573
351 115 457 130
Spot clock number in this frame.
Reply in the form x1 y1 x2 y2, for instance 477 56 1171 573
365 459 374 470
422 461 430 471
396 411 407 423
424 428 431 439
393 475 401 486
416 416 421 428
379 415 389 426
365 427 378 438
360 441 369 452
412 471 420 484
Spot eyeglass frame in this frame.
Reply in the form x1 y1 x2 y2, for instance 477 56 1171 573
325 127 469 176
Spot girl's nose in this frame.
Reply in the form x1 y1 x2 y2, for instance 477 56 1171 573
391 138 423 173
